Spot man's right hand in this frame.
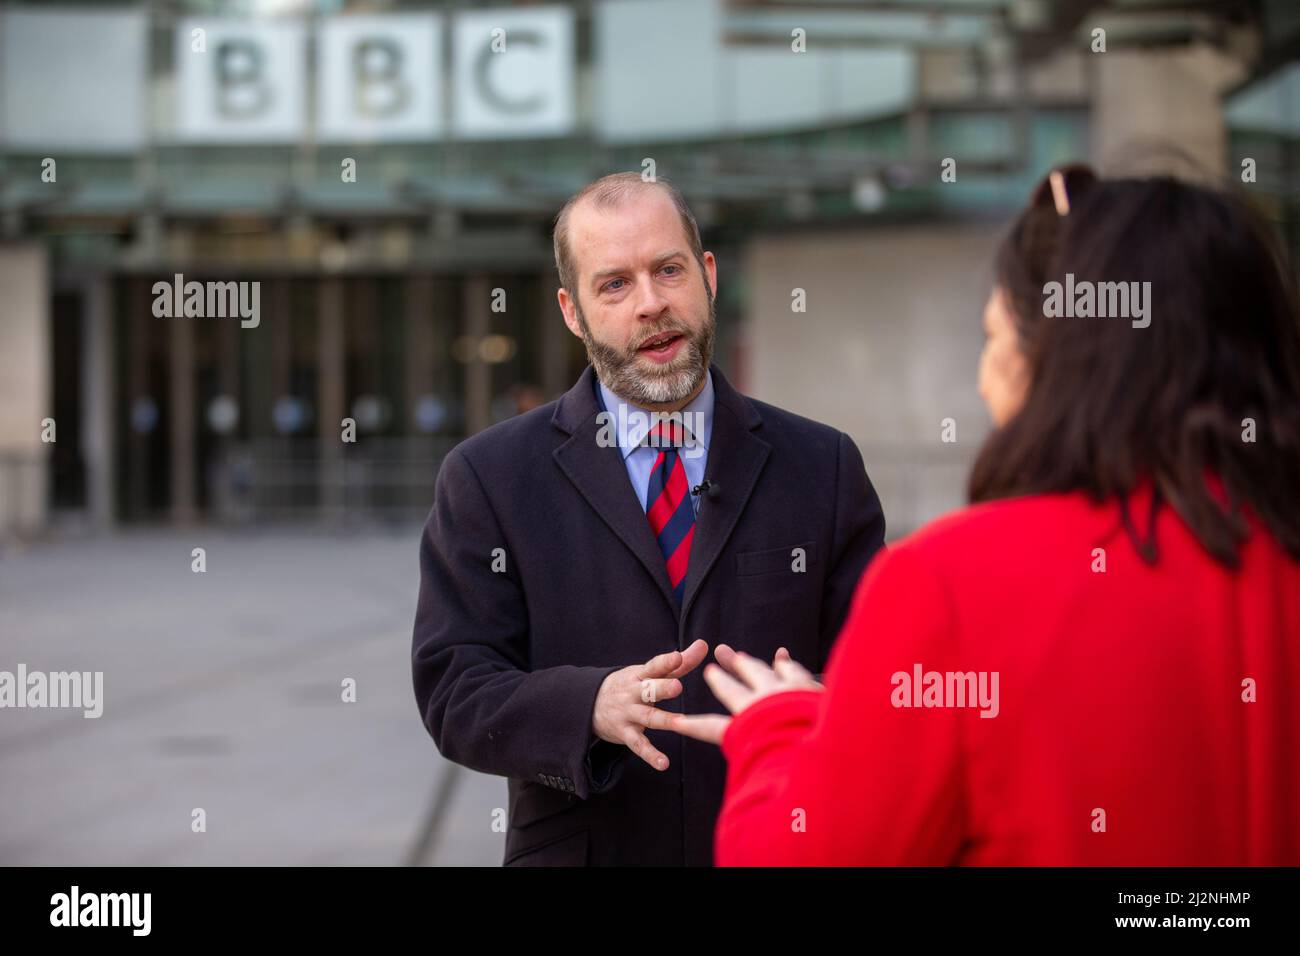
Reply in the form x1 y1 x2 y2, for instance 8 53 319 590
592 639 709 772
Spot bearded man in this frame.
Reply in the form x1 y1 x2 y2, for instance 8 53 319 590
411 172 887 866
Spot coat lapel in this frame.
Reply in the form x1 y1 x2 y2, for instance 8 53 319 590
550 364 771 623
552 366 678 612
679 366 770 621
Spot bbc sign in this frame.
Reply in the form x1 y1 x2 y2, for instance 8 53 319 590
174 8 575 143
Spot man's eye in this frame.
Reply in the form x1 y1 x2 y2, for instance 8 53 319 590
661 265 680 276
603 279 625 292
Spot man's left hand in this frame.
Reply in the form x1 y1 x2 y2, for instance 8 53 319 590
665 644 823 745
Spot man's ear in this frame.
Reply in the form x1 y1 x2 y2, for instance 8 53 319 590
702 251 718 300
557 287 582 339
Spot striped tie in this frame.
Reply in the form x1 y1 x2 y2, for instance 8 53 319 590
643 420 696 605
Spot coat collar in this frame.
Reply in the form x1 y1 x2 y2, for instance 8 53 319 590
551 364 770 620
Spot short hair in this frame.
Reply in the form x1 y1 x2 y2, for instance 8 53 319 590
552 172 705 296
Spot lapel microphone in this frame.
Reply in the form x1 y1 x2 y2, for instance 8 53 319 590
690 480 721 500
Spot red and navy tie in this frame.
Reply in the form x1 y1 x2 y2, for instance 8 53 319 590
643 421 696 605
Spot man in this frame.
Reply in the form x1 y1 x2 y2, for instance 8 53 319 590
412 172 886 865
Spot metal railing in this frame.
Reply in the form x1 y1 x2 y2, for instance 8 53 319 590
211 436 974 534
212 437 460 526
0 452 47 543
854 440 977 540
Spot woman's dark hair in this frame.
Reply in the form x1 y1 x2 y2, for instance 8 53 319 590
970 170 1300 567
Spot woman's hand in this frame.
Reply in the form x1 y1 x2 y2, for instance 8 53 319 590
667 643 823 745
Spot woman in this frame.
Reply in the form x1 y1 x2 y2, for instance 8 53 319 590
668 169 1300 865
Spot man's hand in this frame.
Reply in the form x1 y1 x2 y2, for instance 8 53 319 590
665 644 821 745
592 639 709 771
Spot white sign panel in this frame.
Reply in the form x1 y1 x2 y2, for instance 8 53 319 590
317 14 443 143
595 0 722 142
452 7 575 139
174 19 306 143
1 10 148 151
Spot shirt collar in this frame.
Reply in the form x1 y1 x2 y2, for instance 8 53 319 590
597 369 715 461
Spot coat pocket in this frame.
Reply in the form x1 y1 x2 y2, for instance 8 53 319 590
509 779 580 830
735 541 818 577
504 826 589 867
733 541 822 664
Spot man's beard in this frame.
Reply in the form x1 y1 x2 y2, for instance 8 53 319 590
575 285 716 407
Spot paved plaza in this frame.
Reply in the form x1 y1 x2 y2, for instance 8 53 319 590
0 528 506 866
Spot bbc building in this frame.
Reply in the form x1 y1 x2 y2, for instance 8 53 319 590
1 0 1294 539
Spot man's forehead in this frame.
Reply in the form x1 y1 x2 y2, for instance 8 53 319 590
569 189 689 266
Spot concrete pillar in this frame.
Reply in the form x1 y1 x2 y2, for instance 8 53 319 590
210 304 241 520
126 280 151 519
169 297 196 525
267 279 292 436
405 275 435 431
1092 43 1247 181
464 275 491 436
352 278 379 396
318 277 345 516
82 274 116 529
0 243 50 539
217 310 241 407
745 223 1002 537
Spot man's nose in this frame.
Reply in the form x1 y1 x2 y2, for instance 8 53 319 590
633 282 670 321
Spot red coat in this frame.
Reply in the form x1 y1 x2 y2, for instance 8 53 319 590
716 484 1300 865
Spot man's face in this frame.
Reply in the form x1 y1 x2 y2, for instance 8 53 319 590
557 189 717 408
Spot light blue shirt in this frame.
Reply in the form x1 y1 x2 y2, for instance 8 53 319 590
597 371 715 515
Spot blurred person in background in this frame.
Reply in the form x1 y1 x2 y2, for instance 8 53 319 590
669 168 1300 865
412 172 886 865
